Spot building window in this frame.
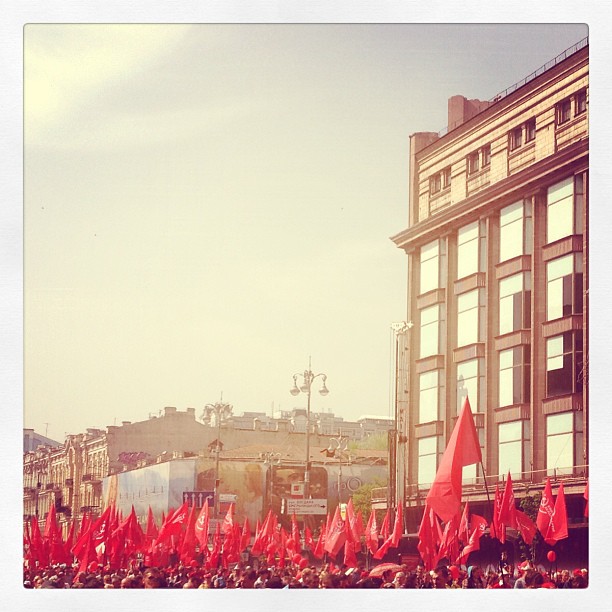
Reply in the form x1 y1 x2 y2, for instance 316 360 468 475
482 144 491 168
546 412 582 476
525 118 536 143
547 175 583 243
499 199 532 262
499 420 529 479
457 288 483 347
467 151 480 175
546 332 583 398
456 358 484 413
575 89 587 115
546 253 583 321
499 272 531 335
509 126 522 151
419 370 443 424
420 304 441 358
457 220 482 279
420 239 441 295
463 428 484 483
557 97 572 125
429 167 451 196
498 346 531 407
418 436 438 487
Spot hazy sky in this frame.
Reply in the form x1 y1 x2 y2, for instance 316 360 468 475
23 23 589 442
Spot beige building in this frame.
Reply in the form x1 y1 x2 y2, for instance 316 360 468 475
384 39 588 562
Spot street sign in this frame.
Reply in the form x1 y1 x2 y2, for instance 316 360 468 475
183 490 215 507
219 493 238 503
286 498 328 515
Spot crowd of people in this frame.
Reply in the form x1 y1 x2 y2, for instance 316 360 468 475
23 557 589 589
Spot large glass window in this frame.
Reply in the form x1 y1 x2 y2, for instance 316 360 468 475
457 289 483 347
546 332 584 397
499 272 531 335
547 176 583 243
420 240 440 295
419 370 442 424
498 347 531 407
420 304 440 358
463 428 484 483
499 421 525 478
456 359 483 413
546 412 576 475
457 221 480 279
546 253 583 321
418 436 438 487
499 199 532 262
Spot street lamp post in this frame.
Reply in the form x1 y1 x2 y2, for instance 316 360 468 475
290 358 329 499
201 399 233 517
260 451 281 514
325 436 349 505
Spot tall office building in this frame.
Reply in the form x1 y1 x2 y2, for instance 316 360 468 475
390 40 588 557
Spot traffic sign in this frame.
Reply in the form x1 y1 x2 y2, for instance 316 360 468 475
183 490 214 507
286 498 328 515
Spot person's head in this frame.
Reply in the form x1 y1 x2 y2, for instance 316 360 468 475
433 566 450 589
143 568 166 589
393 571 406 587
382 569 394 583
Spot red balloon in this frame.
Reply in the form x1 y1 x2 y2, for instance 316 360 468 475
190 559 198 568
299 558 308 570
547 551 556 562
88 561 98 572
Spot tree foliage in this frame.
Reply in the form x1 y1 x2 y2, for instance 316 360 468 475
350 478 388 522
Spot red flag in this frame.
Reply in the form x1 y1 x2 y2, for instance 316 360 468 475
324 506 346 558
490 483 506 543
209 523 221 569
545 482 568 546
222 502 235 535
240 516 251 552
584 480 589 518
417 504 442 571
194 498 210 551
457 514 487 564
156 501 189 543
498 472 518 530
426 396 482 522
304 526 315 550
379 509 391 540
179 504 198 563
515 508 537 546
145 506 158 540
536 477 555 537
343 538 357 568
458 502 470 544
438 512 460 563
365 511 379 555
312 525 326 559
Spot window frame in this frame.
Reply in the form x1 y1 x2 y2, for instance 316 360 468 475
575 89 587 116
509 126 523 151
525 118 536 143
546 331 584 398
556 97 572 125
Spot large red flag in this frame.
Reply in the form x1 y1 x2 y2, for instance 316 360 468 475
498 472 518 530
438 512 460 563
457 514 487 564
514 508 537 545
426 396 482 522
324 506 346 558
145 506 158 540
343 538 357 568
240 516 251 552
304 526 315 551
156 501 189 543
490 483 506 543
536 477 555 537
379 508 391 540
365 510 379 555
194 499 210 551
545 482 568 546
222 502 235 535
179 504 198 563
312 524 326 560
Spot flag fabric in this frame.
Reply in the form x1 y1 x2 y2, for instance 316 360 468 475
179 504 198 564
343 538 357 568
498 472 518 530
145 506 158 541
194 499 210 551
426 396 482 522
490 484 506 543
312 526 326 560
374 504 403 560
515 508 537 546
222 503 235 535
156 501 189 544
240 517 251 552
304 526 315 551
324 506 346 558
536 477 555 537
417 504 442 571
438 512 460 563
379 509 391 541
544 482 568 546
458 502 470 544
584 480 589 518
457 514 488 564
365 510 379 556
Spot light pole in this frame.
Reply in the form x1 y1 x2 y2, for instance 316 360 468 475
260 451 281 514
201 399 233 517
290 358 329 499
325 436 349 505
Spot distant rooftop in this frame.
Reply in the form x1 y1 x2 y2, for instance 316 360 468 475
437 37 588 137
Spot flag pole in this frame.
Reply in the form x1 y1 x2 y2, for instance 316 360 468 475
479 460 494 521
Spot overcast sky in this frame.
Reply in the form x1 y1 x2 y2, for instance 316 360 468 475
22 23 589 443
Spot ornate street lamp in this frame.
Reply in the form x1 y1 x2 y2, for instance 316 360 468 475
201 399 233 517
289 358 329 499
324 436 349 504
260 451 281 514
